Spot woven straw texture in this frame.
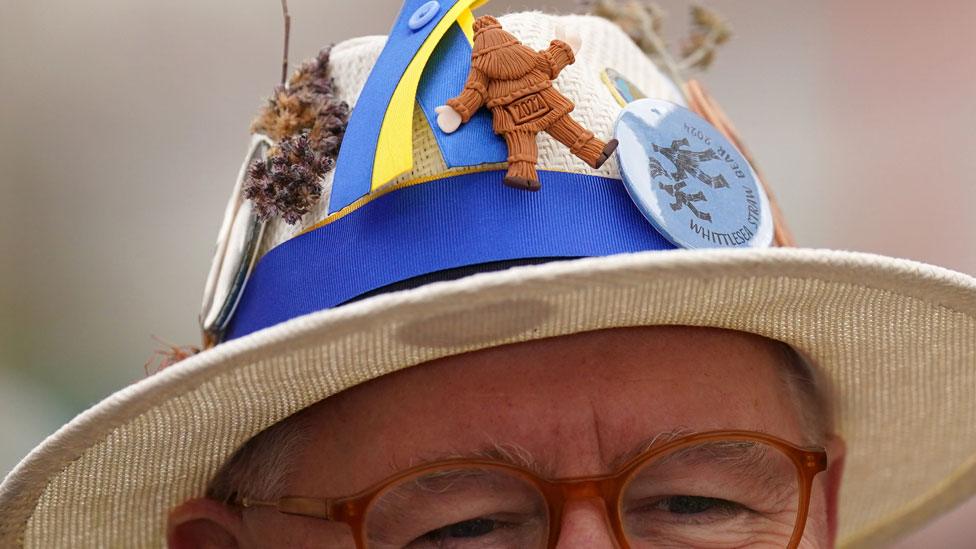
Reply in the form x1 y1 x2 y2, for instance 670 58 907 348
1 249 975 548
259 12 684 257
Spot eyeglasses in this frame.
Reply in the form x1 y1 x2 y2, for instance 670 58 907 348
239 430 828 548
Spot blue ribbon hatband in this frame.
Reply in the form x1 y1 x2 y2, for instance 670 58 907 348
226 170 675 340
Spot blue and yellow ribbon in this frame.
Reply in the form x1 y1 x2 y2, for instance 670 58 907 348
329 0 505 214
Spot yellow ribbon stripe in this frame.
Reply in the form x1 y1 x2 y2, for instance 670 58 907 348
371 0 487 190
457 8 475 44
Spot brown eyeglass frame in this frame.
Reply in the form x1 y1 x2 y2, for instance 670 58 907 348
238 430 828 549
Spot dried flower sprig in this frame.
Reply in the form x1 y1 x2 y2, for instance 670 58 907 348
245 46 350 224
250 47 349 143
587 1 667 58
584 0 682 84
679 6 731 71
582 0 731 81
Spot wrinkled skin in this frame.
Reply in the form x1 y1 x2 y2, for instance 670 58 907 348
168 326 845 548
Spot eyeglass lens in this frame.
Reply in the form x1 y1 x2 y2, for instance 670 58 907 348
620 440 802 548
364 465 549 548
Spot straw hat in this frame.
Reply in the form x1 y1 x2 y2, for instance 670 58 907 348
2 10 975 549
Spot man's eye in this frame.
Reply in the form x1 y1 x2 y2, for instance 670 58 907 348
448 517 497 538
656 495 744 516
423 517 498 541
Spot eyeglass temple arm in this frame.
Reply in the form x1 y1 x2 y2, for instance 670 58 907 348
240 496 333 520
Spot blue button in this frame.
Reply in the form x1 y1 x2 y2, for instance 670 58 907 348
614 99 773 249
408 1 440 31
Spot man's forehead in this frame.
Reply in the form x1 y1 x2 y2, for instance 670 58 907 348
288 326 807 494
323 325 794 408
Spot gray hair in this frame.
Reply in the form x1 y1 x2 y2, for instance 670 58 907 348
777 343 834 445
206 409 312 504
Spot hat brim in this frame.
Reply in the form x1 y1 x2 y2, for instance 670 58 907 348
2 247 975 547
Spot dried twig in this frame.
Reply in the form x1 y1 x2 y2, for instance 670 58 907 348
144 335 200 375
280 0 291 86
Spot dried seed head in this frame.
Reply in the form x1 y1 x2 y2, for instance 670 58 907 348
245 45 349 224
243 130 334 224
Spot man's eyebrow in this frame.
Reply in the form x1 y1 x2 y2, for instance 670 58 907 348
404 429 778 480
409 429 698 479
608 428 698 471
407 441 557 478
614 432 790 490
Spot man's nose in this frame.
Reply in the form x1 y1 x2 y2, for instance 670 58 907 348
554 498 618 549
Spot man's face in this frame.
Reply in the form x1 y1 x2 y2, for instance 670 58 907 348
170 326 843 548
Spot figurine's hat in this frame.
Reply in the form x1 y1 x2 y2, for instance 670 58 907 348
470 14 539 77
473 13 500 32
2 5 975 549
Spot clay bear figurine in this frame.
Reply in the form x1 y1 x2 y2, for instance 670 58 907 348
436 15 618 191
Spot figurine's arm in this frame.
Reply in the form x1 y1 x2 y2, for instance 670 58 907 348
436 67 489 134
541 40 575 79
544 25 582 79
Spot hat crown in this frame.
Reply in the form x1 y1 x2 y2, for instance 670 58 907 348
207 12 688 341
255 12 686 262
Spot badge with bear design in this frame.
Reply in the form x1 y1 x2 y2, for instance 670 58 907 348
614 98 773 249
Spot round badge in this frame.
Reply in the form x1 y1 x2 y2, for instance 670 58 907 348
613 98 773 249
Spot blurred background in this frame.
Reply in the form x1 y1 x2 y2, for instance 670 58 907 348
1 0 974 545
